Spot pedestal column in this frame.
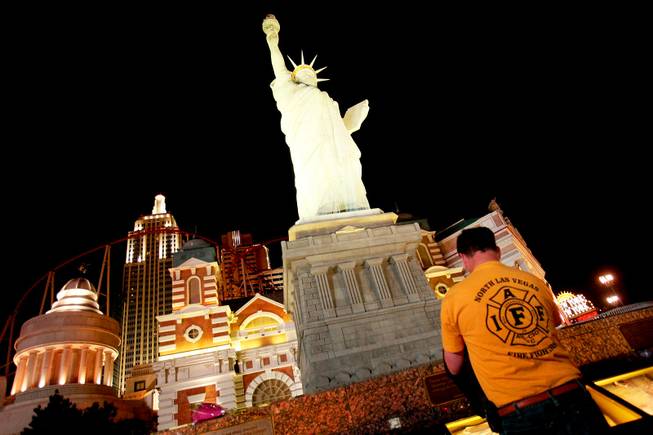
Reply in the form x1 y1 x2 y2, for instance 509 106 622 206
94 348 104 384
11 355 27 395
365 258 394 307
391 254 419 301
23 351 38 391
311 266 335 318
103 350 114 386
338 262 365 313
39 349 55 387
78 347 89 384
59 346 72 384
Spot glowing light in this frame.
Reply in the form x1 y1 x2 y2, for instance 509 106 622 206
606 295 620 304
152 194 167 214
388 417 402 429
556 291 576 302
153 388 160 411
239 334 288 350
599 274 614 285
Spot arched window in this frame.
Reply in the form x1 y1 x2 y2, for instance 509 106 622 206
188 277 202 305
252 379 291 407
241 312 284 336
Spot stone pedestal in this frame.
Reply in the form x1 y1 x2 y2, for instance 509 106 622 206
283 211 442 393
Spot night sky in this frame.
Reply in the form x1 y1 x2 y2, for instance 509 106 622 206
3 3 648 325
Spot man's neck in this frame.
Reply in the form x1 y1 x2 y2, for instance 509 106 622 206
468 250 500 273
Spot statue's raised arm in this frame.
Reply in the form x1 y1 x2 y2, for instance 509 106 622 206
262 15 288 79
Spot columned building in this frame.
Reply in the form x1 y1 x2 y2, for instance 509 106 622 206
0 278 151 434
11 278 119 395
118 194 181 393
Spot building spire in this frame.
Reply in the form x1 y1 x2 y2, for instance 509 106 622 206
153 194 167 214
488 197 500 212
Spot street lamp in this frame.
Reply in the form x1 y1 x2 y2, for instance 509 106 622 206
606 295 620 305
598 274 614 286
598 273 622 307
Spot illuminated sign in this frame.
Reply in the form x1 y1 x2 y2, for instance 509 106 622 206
557 291 596 319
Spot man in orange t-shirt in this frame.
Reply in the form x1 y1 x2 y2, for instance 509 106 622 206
441 227 607 434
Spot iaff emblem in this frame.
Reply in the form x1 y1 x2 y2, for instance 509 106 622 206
486 286 549 346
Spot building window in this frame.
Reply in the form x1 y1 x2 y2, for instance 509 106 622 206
262 357 270 366
436 285 448 297
245 361 253 369
188 277 202 305
183 325 204 343
134 381 146 391
279 354 288 363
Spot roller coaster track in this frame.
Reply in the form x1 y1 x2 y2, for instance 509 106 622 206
0 227 286 382
0 227 218 377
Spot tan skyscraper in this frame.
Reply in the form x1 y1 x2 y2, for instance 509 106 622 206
118 195 181 393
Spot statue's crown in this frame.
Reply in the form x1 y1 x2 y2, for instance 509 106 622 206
288 51 328 85
291 64 316 81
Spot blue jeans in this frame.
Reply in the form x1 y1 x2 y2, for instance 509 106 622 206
499 383 609 434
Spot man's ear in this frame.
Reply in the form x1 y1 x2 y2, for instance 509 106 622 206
459 253 470 270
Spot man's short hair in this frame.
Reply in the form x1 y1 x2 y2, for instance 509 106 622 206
456 227 498 256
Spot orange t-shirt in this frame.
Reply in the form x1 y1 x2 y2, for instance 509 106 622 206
441 261 580 407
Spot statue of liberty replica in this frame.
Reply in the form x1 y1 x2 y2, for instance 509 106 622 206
263 14 371 221
263 14 439 395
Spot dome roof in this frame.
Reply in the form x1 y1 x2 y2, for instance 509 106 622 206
62 277 96 292
47 277 103 315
